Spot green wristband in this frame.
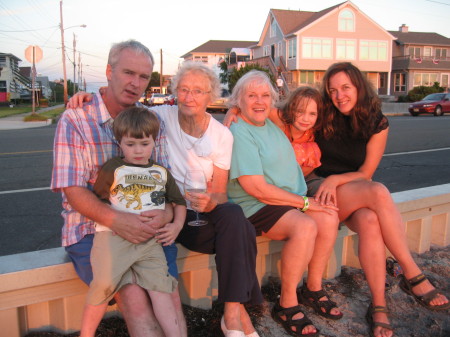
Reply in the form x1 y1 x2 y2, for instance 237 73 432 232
299 196 309 212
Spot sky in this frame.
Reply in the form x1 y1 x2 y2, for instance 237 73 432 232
1 0 450 92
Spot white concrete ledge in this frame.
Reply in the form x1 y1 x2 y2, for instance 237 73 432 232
1 184 449 336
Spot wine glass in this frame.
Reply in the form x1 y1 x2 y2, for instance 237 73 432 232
184 169 208 226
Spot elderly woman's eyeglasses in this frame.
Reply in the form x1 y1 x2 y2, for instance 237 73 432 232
177 87 210 99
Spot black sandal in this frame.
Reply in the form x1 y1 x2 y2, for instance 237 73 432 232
399 273 450 311
271 300 319 337
297 284 343 320
365 303 394 337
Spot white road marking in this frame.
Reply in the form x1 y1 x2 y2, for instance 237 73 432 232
383 147 450 157
1 148 449 194
0 187 51 195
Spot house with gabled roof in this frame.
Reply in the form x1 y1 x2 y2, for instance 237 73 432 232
181 40 256 68
249 1 396 96
389 24 450 97
0 53 31 104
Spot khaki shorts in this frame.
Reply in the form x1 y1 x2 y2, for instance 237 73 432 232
87 231 177 305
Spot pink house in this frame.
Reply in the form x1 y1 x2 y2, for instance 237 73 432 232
250 1 396 96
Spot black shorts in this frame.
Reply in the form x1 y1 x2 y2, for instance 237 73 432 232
247 205 295 236
305 172 325 197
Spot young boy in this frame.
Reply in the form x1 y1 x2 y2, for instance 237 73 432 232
80 107 186 337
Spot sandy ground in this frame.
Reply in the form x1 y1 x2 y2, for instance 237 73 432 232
257 245 450 337
25 245 450 337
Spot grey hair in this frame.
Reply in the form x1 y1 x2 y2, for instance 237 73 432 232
171 61 221 102
108 40 154 68
228 70 278 109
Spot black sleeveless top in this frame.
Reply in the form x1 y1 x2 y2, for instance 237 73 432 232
315 113 389 177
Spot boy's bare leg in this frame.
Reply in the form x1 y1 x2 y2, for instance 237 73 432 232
80 302 108 337
172 288 187 337
149 290 181 337
116 284 164 337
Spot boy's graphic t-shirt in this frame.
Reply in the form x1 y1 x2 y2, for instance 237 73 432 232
94 157 185 231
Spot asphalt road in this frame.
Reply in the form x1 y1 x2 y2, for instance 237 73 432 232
1 114 450 256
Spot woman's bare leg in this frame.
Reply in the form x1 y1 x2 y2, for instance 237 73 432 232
346 208 392 337
304 209 342 316
263 210 318 335
336 180 448 306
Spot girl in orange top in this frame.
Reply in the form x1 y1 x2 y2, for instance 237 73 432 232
269 86 322 179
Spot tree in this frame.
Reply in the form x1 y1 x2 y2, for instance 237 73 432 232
219 61 229 85
228 64 276 93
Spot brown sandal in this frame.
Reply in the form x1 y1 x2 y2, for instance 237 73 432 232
365 303 394 337
297 284 343 320
271 300 319 337
399 273 450 311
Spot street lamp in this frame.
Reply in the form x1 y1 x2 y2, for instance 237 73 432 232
59 0 86 104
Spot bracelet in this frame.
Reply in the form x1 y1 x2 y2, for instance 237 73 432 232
298 196 309 212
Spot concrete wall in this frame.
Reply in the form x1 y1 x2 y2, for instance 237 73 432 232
382 102 410 114
1 184 449 336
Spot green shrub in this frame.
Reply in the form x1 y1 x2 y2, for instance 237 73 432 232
407 82 444 102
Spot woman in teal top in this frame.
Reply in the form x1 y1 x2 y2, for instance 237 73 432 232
227 70 340 337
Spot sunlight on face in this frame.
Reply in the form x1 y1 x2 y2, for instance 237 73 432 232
120 134 155 165
328 71 358 116
177 71 212 117
292 98 318 134
240 81 272 126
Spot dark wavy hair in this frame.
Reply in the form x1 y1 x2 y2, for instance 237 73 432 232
278 86 322 132
320 62 381 140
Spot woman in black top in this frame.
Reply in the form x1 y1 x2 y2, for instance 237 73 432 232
310 62 449 337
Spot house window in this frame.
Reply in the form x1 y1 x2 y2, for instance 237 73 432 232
302 38 332 59
300 71 314 84
360 40 387 61
423 47 432 57
441 74 449 88
270 18 277 38
288 38 297 59
338 9 355 32
194 56 208 63
435 48 447 59
394 73 406 92
0 81 6 92
414 73 439 86
336 39 356 59
263 45 271 57
409 47 421 58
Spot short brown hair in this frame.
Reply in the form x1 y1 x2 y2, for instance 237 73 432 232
113 107 160 142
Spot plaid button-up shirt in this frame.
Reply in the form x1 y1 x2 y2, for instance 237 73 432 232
51 93 169 246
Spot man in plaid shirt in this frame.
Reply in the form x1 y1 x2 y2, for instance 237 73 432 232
51 40 185 337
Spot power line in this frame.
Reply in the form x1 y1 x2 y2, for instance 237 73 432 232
425 0 450 5
0 25 58 32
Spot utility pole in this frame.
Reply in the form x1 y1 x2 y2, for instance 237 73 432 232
73 33 76 95
59 0 68 104
78 52 82 91
160 49 163 93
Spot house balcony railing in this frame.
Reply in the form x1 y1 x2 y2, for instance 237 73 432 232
392 55 450 71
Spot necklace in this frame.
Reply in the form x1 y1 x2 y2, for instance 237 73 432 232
178 112 209 151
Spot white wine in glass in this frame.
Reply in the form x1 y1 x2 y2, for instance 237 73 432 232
184 169 208 226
